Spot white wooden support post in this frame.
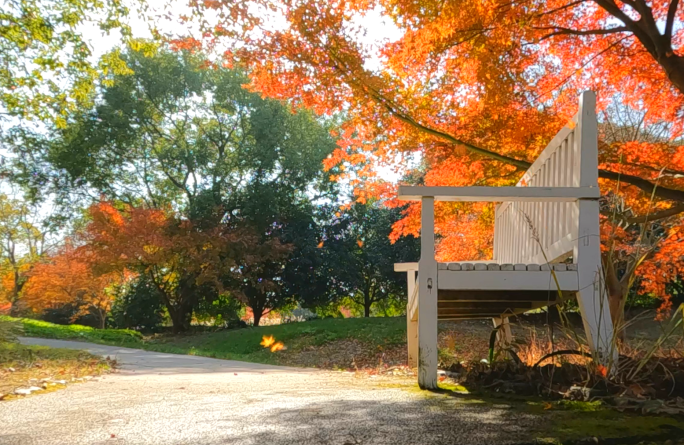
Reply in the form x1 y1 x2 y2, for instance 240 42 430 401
574 91 616 363
406 270 418 368
492 317 512 348
418 197 438 389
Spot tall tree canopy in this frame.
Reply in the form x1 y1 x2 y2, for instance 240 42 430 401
8 42 338 210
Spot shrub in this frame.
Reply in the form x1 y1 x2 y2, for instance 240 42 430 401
41 303 102 328
194 293 244 328
110 276 166 333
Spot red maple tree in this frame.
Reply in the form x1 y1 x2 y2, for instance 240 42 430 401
182 0 684 325
22 243 125 329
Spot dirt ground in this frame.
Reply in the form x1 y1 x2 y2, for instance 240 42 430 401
278 310 682 372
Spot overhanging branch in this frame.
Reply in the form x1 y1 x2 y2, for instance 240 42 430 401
321 39 684 205
535 25 629 40
627 204 684 224
386 102 684 203
665 0 680 42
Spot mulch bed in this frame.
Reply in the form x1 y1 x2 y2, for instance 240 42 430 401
446 353 684 414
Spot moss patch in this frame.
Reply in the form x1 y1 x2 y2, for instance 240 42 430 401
530 406 684 443
402 386 684 444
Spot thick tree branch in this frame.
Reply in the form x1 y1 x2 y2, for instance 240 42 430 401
592 0 658 57
536 0 588 17
665 0 680 42
321 32 684 206
535 25 629 40
386 107 532 169
592 0 639 30
597 169 684 201
626 204 684 224
384 101 684 203
391 101 684 202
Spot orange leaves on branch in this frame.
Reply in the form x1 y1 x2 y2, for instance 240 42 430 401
22 244 125 327
168 37 203 53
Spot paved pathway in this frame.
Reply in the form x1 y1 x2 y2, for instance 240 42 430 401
1 338 538 445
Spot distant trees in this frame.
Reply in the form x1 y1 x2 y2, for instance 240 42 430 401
22 244 124 329
1 40 421 330
316 203 419 317
0 194 50 315
6 43 341 330
83 202 266 332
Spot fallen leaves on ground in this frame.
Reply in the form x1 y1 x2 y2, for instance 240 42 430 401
0 345 114 400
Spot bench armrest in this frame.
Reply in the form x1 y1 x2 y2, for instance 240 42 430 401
394 262 419 272
397 186 600 202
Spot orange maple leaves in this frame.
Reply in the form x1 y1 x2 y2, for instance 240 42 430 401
22 243 127 328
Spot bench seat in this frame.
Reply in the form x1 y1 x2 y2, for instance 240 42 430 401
399 261 576 321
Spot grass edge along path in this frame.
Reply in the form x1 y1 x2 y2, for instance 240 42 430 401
0 342 113 400
1 315 407 367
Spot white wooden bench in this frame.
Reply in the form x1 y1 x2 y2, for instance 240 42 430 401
394 92 615 389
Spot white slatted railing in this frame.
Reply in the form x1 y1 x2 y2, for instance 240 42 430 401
494 115 586 265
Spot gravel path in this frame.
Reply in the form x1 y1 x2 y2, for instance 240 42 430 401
1 338 539 445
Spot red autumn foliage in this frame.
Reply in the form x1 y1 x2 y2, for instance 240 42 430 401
83 202 285 331
22 243 126 328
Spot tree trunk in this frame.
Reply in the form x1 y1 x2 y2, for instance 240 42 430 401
9 300 21 317
362 280 373 317
658 54 684 98
253 308 263 327
168 306 190 333
9 271 24 316
98 308 107 329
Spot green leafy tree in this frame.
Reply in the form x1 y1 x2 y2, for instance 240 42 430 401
1 0 131 123
10 43 340 328
225 183 329 326
318 203 420 317
9 42 337 211
193 292 244 328
110 275 166 333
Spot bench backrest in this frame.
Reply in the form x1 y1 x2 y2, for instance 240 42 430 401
493 92 599 265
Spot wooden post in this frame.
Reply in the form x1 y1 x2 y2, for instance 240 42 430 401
492 317 512 347
418 197 438 389
574 91 616 363
406 270 418 368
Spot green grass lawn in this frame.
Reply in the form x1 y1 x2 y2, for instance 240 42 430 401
2 315 406 367
0 316 143 344
144 317 406 365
